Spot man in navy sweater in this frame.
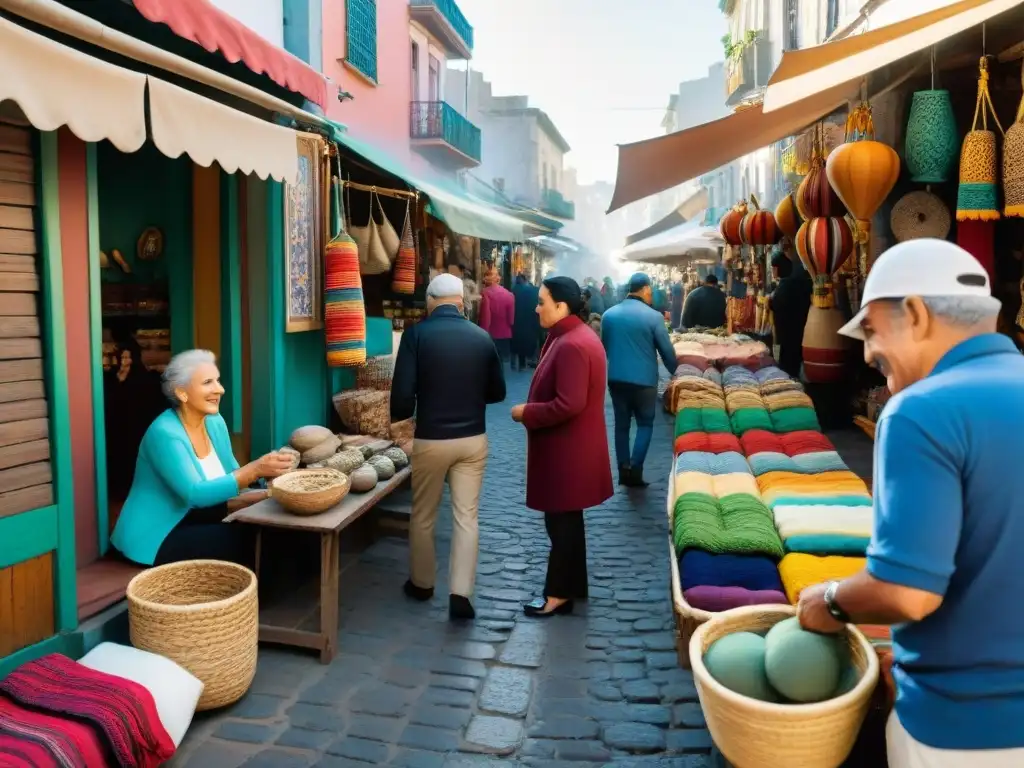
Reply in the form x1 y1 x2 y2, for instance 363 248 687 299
600 273 677 487
797 240 1024 765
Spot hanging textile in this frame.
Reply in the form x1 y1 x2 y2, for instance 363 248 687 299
325 153 367 367
391 199 417 295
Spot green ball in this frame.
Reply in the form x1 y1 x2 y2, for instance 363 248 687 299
765 626 843 703
704 632 777 702
764 616 803 646
833 663 860 697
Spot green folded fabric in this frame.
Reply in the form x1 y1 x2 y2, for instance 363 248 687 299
730 407 773 436
770 406 821 433
784 534 869 557
673 491 784 559
674 407 731 438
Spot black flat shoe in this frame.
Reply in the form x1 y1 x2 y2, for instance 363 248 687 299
449 594 476 621
618 464 631 486
523 597 574 617
404 579 434 602
624 467 649 488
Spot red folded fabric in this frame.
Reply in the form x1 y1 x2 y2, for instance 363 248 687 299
674 431 742 456
0 696 108 768
739 429 835 457
0 654 174 768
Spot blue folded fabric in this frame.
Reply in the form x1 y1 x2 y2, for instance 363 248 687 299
679 549 784 592
755 366 790 383
703 367 723 386
748 450 849 476
784 534 870 556
676 364 705 378
722 365 758 388
675 451 751 476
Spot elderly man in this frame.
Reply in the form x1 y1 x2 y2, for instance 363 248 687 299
797 239 1024 766
601 272 678 487
391 273 507 620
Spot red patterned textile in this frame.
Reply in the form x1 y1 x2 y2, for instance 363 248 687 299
673 432 742 456
0 697 108 768
739 429 835 457
0 654 174 768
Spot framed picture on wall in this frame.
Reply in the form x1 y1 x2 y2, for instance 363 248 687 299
284 132 327 333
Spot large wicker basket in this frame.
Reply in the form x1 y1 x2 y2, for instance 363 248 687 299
270 468 350 516
690 604 879 768
127 560 258 711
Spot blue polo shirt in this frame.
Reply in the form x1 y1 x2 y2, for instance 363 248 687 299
870 333 1024 750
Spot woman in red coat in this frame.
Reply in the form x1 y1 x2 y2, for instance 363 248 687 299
511 276 614 617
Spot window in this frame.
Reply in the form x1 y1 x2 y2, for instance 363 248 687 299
345 0 377 83
428 55 440 102
411 41 420 100
784 0 800 51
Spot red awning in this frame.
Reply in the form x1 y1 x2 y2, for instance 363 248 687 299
130 0 329 109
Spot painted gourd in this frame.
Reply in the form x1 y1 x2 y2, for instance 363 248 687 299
718 202 748 246
774 193 803 241
740 208 780 246
326 448 365 475
825 139 900 224
349 463 379 493
794 217 853 280
301 434 342 466
290 425 335 453
383 446 410 470
367 455 396 481
797 159 846 220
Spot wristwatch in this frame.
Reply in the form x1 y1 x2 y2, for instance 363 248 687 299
823 581 851 623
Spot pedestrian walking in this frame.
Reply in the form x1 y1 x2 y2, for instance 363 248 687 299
583 285 605 316
681 274 727 330
670 278 684 330
391 273 507 621
478 271 515 366
768 249 811 379
511 274 540 371
511 276 613 617
796 240 1024 766
600 272 678 487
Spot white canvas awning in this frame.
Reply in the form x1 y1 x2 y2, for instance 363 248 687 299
618 220 724 264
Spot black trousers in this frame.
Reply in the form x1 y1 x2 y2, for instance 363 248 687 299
544 511 589 600
152 504 254 567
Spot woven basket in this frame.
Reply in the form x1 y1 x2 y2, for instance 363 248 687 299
127 560 258 711
270 468 350 515
690 605 879 768
890 190 951 242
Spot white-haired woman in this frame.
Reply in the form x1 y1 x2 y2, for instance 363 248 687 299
110 349 293 566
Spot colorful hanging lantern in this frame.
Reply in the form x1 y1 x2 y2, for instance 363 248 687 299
740 195 781 246
957 57 1004 222
905 90 958 183
794 217 854 301
774 192 803 242
797 157 846 222
718 201 748 246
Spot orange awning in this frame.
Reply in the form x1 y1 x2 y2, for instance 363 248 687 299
764 0 1024 113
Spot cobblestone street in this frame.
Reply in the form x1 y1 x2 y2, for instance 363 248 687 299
173 369 712 767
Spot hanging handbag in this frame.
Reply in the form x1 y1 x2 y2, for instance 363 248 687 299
376 194 401 263
391 199 417 295
348 189 393 275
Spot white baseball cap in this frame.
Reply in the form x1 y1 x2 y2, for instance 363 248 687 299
426 273 464 299
838 238 1000 341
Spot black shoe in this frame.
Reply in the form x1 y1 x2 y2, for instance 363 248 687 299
449 594 476 621
523 597 575 617
404 580 434 602
624 467 650 488
618 464 631 486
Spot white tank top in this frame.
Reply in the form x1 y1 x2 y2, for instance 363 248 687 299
197 450 226 481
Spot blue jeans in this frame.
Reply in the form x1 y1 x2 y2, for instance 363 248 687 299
608 382 657 469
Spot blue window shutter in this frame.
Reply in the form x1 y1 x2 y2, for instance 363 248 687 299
345 0 378 82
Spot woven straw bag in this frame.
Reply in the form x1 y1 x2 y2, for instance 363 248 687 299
391 200 417 294
957 57 1004 222
349 190 394 275
325 166 366 368
1005 60 1024 217
890 190 951 242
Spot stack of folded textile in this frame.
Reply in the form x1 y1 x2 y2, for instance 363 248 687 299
674 341 710 371
673 431 741 457
664 375 726 415
675 406 731 437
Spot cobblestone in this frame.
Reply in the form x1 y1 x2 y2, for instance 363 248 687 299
170 373 709 765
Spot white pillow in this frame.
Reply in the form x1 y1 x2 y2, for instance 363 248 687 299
78 642 204 747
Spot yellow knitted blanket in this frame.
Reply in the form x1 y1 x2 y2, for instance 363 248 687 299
757 471 871 506
764 391 815 412
760 379 804 396
778 554 866 603
725 390 765 413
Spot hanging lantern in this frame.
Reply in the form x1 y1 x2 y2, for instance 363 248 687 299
740 195 781 246
797 155 846 221
905 90 958 183
775 192 803 241
794 217 854 295
957 57 1004 222
718 201 748 246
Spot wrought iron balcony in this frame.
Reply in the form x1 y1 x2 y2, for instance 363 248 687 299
541 188 575 220
725 36 773 106
410 0 474 59
410 101 482 168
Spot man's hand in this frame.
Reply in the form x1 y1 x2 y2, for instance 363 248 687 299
797 583 846 634
510 404 526 423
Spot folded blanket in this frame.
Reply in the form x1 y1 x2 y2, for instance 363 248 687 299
675 451 750 476
725 390 765 413
784 534 870 556
670 374 723 394
754 366 792 384
778 554 866 604
773 504 874 539
740 429 836 457
677 354 709 371
730 407 773 435
674 432 742 455
679 549 784 592
684 585 790 612
673 491 784 559
760 378 805 396
675 407 731 437
703 367 723 386
747 451 849 476
764 391 815 412
0 654 175 768
768 494 874 509
0 696 109 768
758 471 871 506
675 364 706 378
770 406 822 433
722 365 758 389
675 471 760 500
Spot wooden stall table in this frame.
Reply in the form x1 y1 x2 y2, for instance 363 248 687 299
226 467 411 663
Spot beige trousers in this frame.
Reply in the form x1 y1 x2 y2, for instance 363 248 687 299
887 712 1024 767
409 435 487 598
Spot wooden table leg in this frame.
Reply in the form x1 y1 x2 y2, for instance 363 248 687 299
319 530 340 664
253 528 263 577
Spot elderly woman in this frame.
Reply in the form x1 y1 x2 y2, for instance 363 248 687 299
511 276 614 617
111 349 294 567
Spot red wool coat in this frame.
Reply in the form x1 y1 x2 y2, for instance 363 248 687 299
523 315 614 513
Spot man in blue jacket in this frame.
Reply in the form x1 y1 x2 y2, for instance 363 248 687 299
601 273 678 487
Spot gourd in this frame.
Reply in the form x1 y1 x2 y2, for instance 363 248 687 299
359 444 376 460
774 192 803 241
718 201 748 247
301 435 341 466
326 448 366 475
349 463 379 492
290 425 335 453
382 446 409 470
367 454 396 481
279 446 301 472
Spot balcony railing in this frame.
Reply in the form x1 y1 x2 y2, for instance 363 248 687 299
725 36 772 105
410 0 474 54
541 188 575 220
410 101 482 164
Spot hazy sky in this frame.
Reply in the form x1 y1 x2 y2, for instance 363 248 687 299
453 0 726 185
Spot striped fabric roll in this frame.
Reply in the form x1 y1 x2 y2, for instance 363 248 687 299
325 227 367 367
757 470 871 507
674 451 751 476
747 450 849 476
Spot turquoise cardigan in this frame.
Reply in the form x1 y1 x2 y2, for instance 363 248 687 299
111 409 241 566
